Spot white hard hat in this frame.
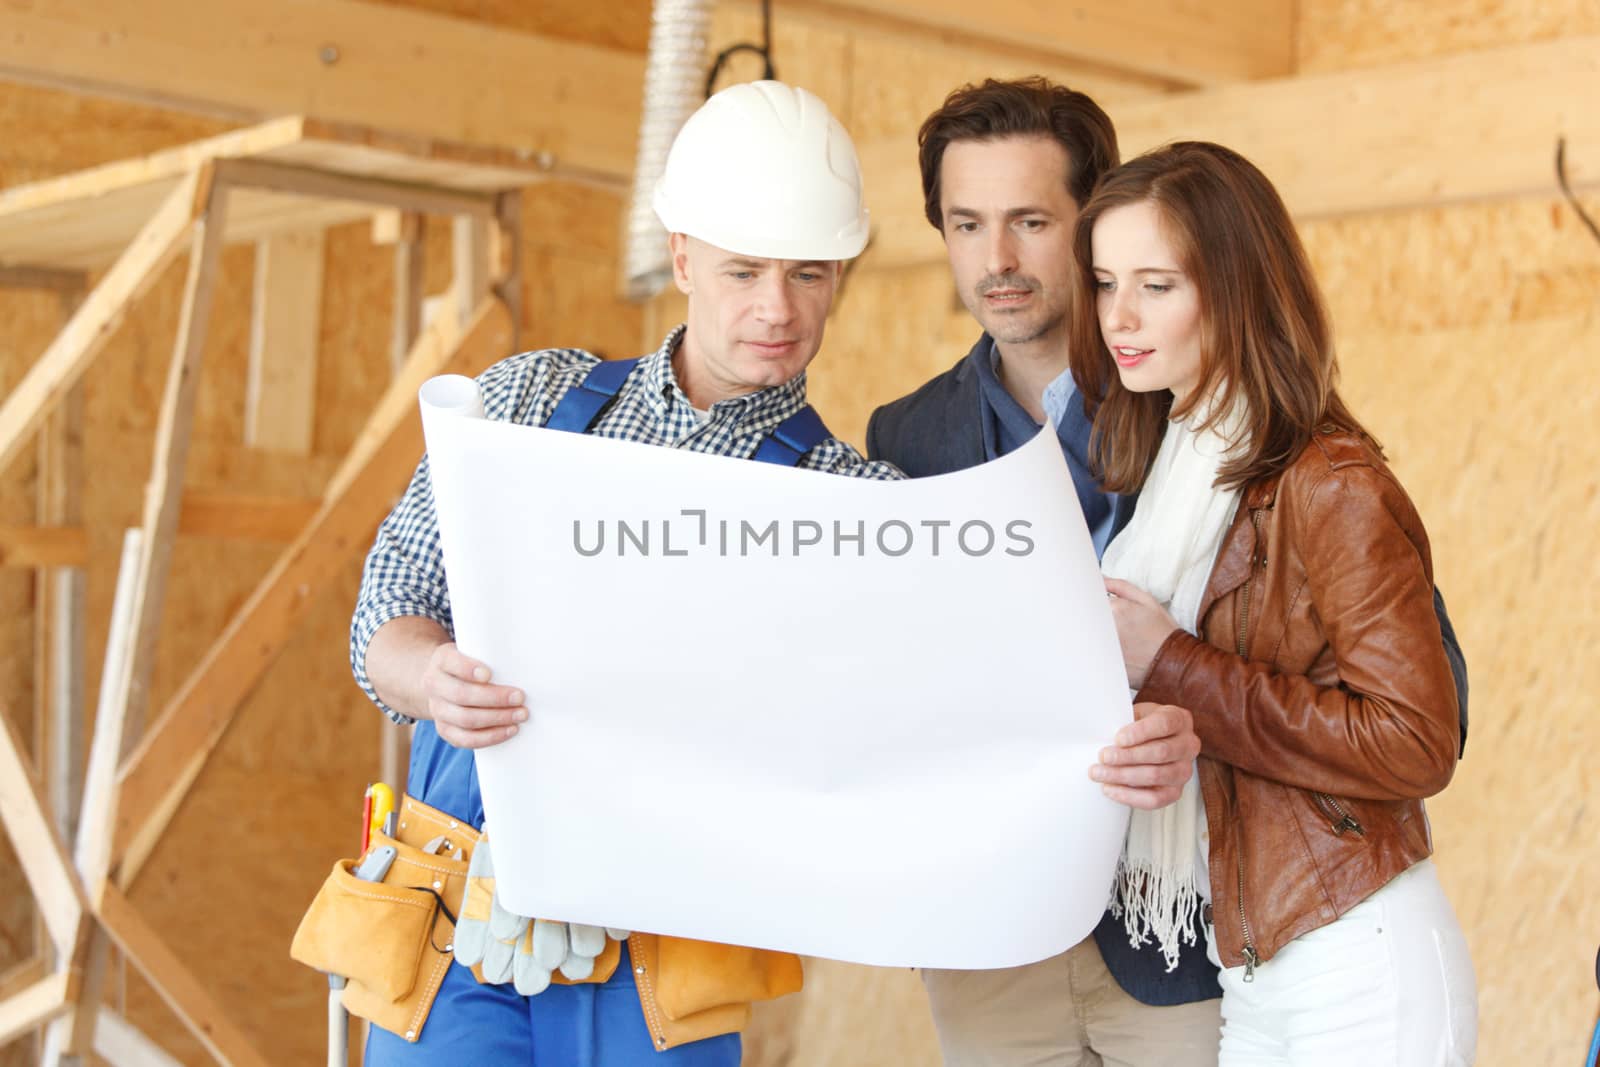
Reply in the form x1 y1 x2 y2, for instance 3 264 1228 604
653 81 869 262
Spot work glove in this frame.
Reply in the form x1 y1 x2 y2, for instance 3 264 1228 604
452 828 630 994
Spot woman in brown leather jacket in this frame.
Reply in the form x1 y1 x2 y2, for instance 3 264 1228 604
1068 141 1478 1065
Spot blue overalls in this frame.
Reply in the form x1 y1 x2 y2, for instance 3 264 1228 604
366 359 833 1066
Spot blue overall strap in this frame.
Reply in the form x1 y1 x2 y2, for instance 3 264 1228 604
545 357 641 434
751 404 832 467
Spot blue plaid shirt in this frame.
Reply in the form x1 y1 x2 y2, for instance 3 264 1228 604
352 325 903 721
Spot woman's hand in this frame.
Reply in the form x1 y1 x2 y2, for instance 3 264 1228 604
1105 578 1181 690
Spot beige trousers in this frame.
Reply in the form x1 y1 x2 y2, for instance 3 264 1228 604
920 935 1221 1067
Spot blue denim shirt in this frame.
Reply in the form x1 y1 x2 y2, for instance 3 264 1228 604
969 337 1120 556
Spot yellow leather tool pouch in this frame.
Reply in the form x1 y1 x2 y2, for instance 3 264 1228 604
292 857 436 1000
291 796 476 1043
654 938 803 1021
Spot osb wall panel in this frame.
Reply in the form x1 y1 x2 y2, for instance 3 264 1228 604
1264 60 1600 1067
1301 193 1600 1067
1297 0 1600 73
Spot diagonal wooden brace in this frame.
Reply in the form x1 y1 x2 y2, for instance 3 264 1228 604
0 709 88 961
0 169 206 474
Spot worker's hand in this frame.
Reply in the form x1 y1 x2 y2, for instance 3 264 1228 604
420 642 527 749
454 832 630 995
1090 702 1200 810
1105 578 1180 690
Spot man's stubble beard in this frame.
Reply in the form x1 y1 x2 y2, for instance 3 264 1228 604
981 306 1066 348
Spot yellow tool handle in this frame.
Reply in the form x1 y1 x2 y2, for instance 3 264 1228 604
366 782 396 837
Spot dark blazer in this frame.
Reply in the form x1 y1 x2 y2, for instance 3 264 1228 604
866 335 1469 1007
866 340 1139 535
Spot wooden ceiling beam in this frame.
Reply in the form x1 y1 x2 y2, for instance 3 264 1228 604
857 35 1600 271
781 0 1293 88
0 0 643 186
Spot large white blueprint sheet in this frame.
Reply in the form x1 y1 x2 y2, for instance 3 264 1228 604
418 373 1131 969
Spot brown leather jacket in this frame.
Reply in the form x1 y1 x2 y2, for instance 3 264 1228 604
1137 431 1459 974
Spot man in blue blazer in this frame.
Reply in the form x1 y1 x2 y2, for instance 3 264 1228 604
867 77 1469 1067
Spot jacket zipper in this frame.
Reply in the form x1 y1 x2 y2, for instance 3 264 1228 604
1312 791 1366 837
1235 858 1259 982
1233 507 1264 982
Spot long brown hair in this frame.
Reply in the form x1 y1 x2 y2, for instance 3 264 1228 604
918 77 1119 230
1068 141 1374 493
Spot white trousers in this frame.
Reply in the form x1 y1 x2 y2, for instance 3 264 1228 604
1204 859 1478 1066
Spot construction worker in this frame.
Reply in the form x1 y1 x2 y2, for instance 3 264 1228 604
350 80 1200 1065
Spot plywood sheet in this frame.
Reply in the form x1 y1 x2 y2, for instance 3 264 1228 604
1298 0 1600 73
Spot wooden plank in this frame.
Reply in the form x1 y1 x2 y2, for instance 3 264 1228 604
37 297 87 849
245 230 325 453
77 530 146 904
381 210 428 796
263 119 557 188
43 534 143 1067
0 0 641 184
786 0 1292 87
857 35 1600 271
453 214 491 327
0 118 306 221
492 192 523 353
0 172 198 474
370 209 403 245
0 526 87 568
0 117 554 270
0 711 86 960
392 213 425 376
96 887 273 1067
111 175 231 755
0 959 47 1005
1 496 326 558
178 492 320 542
0 118 550 226
94 1008 184 1067
0 956 61 1060
0 972 74 1049
113 298 515 887
0 265 88 291
216 157 498 219
2 185 362 273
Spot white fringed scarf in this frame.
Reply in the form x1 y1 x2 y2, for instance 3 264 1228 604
1101 399 1246 970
